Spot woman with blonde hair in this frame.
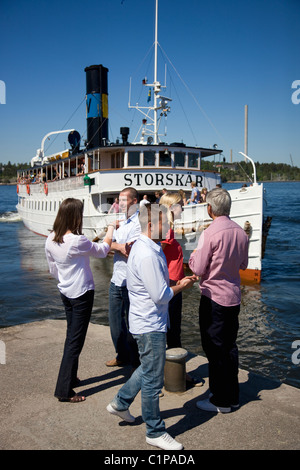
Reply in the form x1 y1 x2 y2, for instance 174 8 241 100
159 193 185 349
159 193 200 385
45 198 115 403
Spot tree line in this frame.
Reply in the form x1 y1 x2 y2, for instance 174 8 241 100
0 159 299 184
0 161 31 183
201 160 300 183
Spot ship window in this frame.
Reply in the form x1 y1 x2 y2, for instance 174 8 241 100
111 151 124 168
111 154 115 169
92 193 100 210
128 151 140 166
159 150 171 166
143 151 156 166
117 152 124 168
188 153 198 168
174 152 185 167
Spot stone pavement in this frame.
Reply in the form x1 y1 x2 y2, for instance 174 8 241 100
0 320 299 452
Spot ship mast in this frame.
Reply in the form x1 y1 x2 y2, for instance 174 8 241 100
153 0 158 143
128 0 171 145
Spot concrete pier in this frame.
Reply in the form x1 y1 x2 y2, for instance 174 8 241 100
0 320 299 451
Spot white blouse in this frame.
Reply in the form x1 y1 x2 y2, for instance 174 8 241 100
45 232 110 299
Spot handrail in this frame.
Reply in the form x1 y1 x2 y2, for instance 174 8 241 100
239 152 257 185
41 129 75 158
31 129 75 166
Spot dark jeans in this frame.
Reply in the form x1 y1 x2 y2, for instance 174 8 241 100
167 292 182 349
199 295 240 407
54 289 94 399
108 282 140 368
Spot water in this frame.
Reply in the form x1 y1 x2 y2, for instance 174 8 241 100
0 182 299 389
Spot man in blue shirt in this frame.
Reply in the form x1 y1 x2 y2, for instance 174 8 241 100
106 187 141 369
188 181 201 204
107 204 197 450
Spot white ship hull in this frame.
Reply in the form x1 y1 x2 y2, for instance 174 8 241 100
17 160 267 284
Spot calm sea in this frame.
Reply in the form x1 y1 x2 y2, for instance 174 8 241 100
0 182 299 389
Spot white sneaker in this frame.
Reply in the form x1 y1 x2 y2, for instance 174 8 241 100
146 432 183 450
106 403 135 423
209 392 239 409
196 398 231 413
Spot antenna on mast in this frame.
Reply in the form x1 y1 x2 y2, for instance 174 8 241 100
128 0 172 144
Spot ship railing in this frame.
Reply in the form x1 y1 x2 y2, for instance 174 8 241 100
17 176 84 195
48 176 85 192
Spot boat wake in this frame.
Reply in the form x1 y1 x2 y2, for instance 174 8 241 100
0 211 22 223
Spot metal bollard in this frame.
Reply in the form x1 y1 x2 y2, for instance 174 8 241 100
164 348 188 392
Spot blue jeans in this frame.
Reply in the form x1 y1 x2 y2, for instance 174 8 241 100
108 282 139 367
55 289 94 399
111 331 166 438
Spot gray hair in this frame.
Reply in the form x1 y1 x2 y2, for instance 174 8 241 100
206 188 231 216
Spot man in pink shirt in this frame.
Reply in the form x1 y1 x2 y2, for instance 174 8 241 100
189 188 249 413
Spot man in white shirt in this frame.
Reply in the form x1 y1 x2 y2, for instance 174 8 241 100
107 204 197 450
139 194 150 207
106 187 141 369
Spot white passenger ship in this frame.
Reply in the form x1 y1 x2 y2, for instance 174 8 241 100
16 0 270 284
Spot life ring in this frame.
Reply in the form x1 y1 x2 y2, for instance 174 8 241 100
26 184 30 195
16 185 19 194
44 183 48 195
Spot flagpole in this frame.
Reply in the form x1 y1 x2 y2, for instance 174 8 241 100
154 0 158 144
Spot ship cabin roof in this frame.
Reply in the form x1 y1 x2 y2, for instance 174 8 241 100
18 143 222 180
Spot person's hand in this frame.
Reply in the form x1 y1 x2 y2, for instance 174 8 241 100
125 241 135 256
106 219 121 231
117 243 128 257
177 275 199 290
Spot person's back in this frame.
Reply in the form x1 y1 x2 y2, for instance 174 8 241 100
46 230 111 299
188 188 248 413
127 234 172 334
208 217 248 277
189 189 248 307
107 203 197 449
192 216 248 306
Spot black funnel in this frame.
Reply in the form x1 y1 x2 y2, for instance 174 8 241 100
85 64 109 149
120 127 130 145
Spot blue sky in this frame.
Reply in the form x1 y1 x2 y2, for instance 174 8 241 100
0 0 299 166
